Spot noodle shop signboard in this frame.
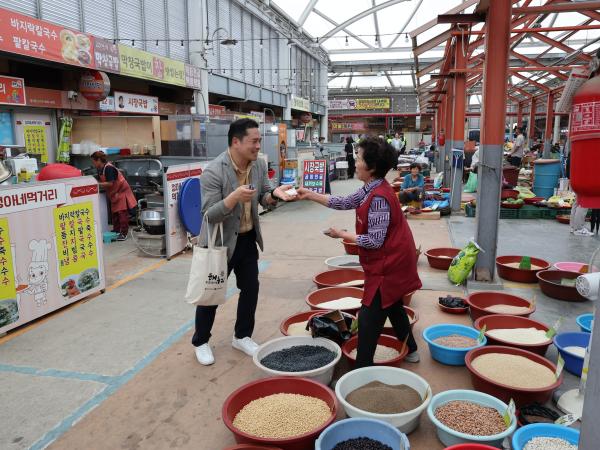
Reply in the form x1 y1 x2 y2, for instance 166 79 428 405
0 177 105 334
302 160 327 194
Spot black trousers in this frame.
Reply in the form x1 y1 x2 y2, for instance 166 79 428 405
356 290 418 368
509 156 522 168
590 210 600 233
191 230 259 347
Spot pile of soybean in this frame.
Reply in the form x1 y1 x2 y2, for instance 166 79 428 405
346 381 422 414
260 345 336 372
333 437 392 450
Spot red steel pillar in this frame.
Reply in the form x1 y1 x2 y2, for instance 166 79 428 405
474 0 512 281
450 32 468 211
443 76 455 186
517 102 523 128
543 91 554 158
528 97 537 146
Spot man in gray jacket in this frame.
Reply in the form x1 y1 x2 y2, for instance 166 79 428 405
193 119 294 365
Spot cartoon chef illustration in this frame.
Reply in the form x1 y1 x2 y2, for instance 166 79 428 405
23 240 51 307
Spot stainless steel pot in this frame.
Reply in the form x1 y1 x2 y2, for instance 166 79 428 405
146 169 162 178
140 208 164 227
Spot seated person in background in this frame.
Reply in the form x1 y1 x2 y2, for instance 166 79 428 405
397 163 425 204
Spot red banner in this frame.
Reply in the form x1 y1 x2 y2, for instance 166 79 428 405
0 8 95 69
0 75 26 105
70 184 99 198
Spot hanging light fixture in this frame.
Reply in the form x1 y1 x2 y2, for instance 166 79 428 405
260 39 263 49
345 36 349 47
405 33 409 43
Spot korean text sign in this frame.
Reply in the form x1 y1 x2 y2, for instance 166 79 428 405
0 76 26 105
302 160 327 194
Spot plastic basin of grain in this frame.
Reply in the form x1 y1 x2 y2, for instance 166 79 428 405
222 377 338 450
511 424 579 450
382 306 418 336
280 310 328 336
426 389 517 448
466 292 534 321
495 256 550 283
422 324 486 366
315 418 410 450
253 336 342 385
335 366 432 434
576 313 593 333
306 287 364 314
342 334 408 367
313 269 365 289
472 315 552 356
553 332 591 377
465 346 563 406
223 445 283 450
443 445 499 450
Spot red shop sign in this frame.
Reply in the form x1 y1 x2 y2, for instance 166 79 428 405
79 70 110 101
0 75 26 105
0 7 95 69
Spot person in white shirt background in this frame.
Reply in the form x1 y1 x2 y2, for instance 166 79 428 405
508 127 525 167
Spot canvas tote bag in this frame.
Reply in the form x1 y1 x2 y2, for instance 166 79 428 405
184 217 228 306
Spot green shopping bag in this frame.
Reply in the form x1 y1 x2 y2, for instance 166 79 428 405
463 172 477 193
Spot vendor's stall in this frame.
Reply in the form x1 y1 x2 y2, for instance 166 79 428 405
0 176 105 334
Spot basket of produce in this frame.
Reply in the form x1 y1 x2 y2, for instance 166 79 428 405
334 366 432 434
426 389 517 448
523 197 545 205
342 240 359 255
466 292 535 321
313 269 365 289
536 270 587 302
438 295 468 314
306 287 364 314
501 198 524 209
516 403 560 427
315 418 410 450
553 332 590 377
253 336 342 385
473 315 552 356
382 306 418 335
576 313 593 333
425 248 460 270
511 423 579 450
465 346 563 406
422 324 486 366
501 189 519 200
495 255 550 283
222 377 338 450
342 334 408 367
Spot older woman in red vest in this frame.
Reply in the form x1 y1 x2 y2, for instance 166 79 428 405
297 137 422 367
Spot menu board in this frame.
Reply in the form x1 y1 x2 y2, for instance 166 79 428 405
302 160 327 194
0 75 26 105
0 177 104 334
23 125 48 163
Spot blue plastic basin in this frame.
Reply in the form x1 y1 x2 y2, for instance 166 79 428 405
576 313 593 333
553 332 590 376
512 423 579 450
422 324 486 366
315 418 410 450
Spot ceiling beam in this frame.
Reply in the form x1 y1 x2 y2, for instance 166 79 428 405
371 0 382 48
297 0 318 27
409 0 478 38
387 0 423 48
384 71 396 88
313 9 376 50
437 13 485 23
513 2 600 14
530 32 592 61
413 29 454 56
512 72 551 92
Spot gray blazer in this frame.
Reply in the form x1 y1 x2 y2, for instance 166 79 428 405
198 151 272 260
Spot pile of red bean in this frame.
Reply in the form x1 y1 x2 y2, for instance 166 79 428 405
434 400 507 436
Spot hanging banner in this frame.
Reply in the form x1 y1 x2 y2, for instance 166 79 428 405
23 124 48 163
185 64 202 90
0 177 105 334
114 91 159 115
290 95 311 112
355 98 390 110
0 76 26 106
93 38 120 72
118 45 186 87
328 99 356 110
302 160 327 194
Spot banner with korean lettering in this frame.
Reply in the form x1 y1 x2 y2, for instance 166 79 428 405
24 125 48 163
0 7 95 69
114 91 158 115
0 218 18 330
118 44 186 87
0 76 26 106
302 160 327 194
355 98 390 110
53 201 100 299
0 177 104 335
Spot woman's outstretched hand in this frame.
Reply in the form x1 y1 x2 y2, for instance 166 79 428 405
296 187 313 200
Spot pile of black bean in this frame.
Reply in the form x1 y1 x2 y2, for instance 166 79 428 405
439 295 467 308
260 345 336 372
333 437 392 450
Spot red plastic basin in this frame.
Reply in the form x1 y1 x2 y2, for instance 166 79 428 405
279 310 328 336
473 315 552 356
501 189 519 200
425 247 460 270
313 269 365 290
342 334 408 367
381 305 418 336
496 255 550 283
501 202 523 209
465 346 563 407
444 445 499 450
224 445 283 450
37 163 82 181
536 270 587 302
466 291 534 321
222 377 338 450
524 197 545 205
342 239 359 255
306 287 364 314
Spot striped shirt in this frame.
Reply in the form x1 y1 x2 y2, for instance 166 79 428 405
328 179 390 249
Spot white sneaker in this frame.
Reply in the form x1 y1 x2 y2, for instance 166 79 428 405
574 229 594 237
232 336 260 356
194 344 215 365
569 228 575 234
405 351 420 363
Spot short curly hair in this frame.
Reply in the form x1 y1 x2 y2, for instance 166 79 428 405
357 136 397 179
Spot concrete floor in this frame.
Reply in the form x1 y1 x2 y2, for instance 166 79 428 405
0 177 594 450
